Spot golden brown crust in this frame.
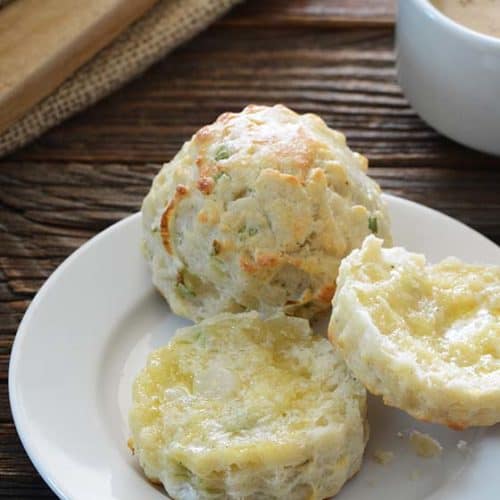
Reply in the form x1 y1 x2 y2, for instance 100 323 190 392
215 111 235 124
197 176 215 195
160 203 174 254
446 421 466 431
242 103 264 113
197 211 209 224
239 254 259 274
316 284 336 304
255 252 281 269
195 155 216 178
160 184 188 255
239 252 285 275
175 184 188 196
193 125 213 144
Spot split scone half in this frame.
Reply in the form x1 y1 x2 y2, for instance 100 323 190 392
129 312 368 500
329 235 500 429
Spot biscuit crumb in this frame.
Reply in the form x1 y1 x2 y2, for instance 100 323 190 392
410 469 421 480
373 449 394 465
409 430 442 458
127 438 135 455
457 439 468 451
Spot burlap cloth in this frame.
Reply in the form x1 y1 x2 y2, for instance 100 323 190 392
0 0 242 157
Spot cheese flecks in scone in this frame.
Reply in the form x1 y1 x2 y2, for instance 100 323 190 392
129 312 368 500
329 235 500 429
142 104 392 322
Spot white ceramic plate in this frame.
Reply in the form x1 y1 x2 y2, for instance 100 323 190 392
9 195 500 500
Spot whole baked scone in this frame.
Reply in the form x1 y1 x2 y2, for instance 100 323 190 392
129 312 368 500
329 235 500 429
142 104 392 321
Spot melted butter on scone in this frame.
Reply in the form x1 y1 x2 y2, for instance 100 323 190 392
130 312 368 500
329 236 500 428
353 244 500 372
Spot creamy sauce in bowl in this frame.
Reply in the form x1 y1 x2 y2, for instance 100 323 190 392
430 0 500 38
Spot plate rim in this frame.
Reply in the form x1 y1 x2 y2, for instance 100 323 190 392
8 194 500 499
8 212 138 499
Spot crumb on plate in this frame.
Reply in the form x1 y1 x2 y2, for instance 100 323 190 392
127 437 135 455
409 430 442 458
373 449 394 465
410 469 421 480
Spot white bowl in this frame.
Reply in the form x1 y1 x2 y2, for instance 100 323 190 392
396 0 500 156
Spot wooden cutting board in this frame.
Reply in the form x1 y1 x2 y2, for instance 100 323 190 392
0 0 157 135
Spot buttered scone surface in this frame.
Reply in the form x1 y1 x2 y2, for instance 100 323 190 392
329 235 500 429
129 312 368 500
142 104 391 321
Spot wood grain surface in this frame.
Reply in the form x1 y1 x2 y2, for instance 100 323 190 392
1 0 499 497
222 0 395 26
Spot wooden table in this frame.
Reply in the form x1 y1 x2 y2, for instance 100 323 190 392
1 0 499 497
